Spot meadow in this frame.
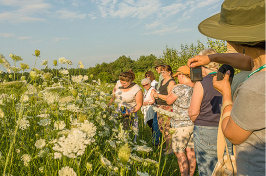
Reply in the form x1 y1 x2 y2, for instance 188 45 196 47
0 55 202 176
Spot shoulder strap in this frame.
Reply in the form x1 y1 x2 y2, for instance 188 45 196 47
217 101 233 160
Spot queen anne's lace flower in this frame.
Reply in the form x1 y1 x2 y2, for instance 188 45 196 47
137 171 150 176
58 166 77 176
19 117 30 130
35 139 46 149
21 154 31 166
133 145 153 153
54 121 66 130
38 118 51 126
52 126 96 158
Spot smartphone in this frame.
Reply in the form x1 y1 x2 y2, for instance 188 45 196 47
190 66 203 82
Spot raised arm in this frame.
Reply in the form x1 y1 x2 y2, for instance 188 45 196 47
189 81 203 122
188 53 254 71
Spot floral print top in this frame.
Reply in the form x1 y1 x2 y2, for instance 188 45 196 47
170 84 194 128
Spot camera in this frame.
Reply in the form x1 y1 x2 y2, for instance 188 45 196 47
190 66 203 82
217 64 235 84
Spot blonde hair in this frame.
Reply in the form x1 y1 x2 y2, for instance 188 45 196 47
199 48 219 70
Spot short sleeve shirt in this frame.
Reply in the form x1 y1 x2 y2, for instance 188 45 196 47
231 71 265 176
170 84 193 128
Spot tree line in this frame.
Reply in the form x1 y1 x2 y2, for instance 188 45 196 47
0 38 227 85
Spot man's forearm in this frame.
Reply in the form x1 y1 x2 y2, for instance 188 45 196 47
209 53 254 71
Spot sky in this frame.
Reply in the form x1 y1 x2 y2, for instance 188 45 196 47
0 0 223 70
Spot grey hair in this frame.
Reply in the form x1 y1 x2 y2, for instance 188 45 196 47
141 78 151 85
199 48 219 70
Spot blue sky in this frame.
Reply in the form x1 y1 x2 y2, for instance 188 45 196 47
0 0 223 70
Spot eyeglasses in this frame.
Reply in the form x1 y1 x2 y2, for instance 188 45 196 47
142 83 149 87
145 75 150 77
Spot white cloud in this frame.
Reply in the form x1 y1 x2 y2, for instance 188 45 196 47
17 36 32 40
0 12 45 23
0 33 15 38
144 27 192 36
146 21 161 30
54 38 71 42
95 0 161 19
0 33 31 40
0 0 50 23
55 10 87 20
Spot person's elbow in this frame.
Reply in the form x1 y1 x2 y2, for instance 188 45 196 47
189 109 199 122
166 99 173 105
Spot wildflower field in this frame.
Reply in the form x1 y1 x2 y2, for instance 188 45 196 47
0 51 198 176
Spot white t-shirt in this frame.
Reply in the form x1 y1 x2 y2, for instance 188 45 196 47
151 80 158 89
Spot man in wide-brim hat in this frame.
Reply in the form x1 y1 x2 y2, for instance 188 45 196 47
187 0 265 176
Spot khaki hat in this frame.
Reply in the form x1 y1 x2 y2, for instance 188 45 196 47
198 0 265 43
225 42 237 53
153 59 165 68
173 66 190 77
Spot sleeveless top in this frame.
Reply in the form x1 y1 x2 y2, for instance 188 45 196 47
114 82 142 109
194 74 222 127
156 78 175 105
141 87 156 123
143 87 155 103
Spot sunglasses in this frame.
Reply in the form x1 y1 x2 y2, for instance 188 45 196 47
142 83 149 87
145 75 150 77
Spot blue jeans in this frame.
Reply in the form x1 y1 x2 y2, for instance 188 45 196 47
193 125 219 176
152 112 160 145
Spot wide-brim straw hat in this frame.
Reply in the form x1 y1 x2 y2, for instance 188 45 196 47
198 0 265 44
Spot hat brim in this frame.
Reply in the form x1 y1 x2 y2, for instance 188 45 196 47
198 13 265 43
173 71 182 77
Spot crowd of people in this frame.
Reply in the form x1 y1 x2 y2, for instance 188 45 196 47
108 0 265 175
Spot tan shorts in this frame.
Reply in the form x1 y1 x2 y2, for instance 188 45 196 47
172 125 194 153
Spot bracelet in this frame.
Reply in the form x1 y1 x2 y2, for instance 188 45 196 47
222 101 233 112
222 112 231 121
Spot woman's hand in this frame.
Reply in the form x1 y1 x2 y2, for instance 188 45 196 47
213 70 231 95
187 55 210 68
153 91 159 99
143 102 149 106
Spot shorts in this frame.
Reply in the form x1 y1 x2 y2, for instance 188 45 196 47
172 125 194 153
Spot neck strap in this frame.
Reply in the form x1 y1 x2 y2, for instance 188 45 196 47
245 64 266 80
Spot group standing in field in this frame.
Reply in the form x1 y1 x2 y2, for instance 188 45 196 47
108 0 265 175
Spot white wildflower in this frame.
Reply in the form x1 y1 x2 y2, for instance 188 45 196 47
54 152 62 159
39 166 44 173
83 75 88 81
66 104 79 112
144 158 158 164
0 108 4 118
43 92 59 104
35 139 46 149
52 128 95 158
54 121 66 130
137 171 150 176
38 118 51 126
133 145 153 153
59 69 69 75
130 153 143 162
19 117 30 130
37 114 50 118
41 60 48 66
59 166 77 176
21 94 29 102
100 155 111 166
21 154 31 166
58 57 67 64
